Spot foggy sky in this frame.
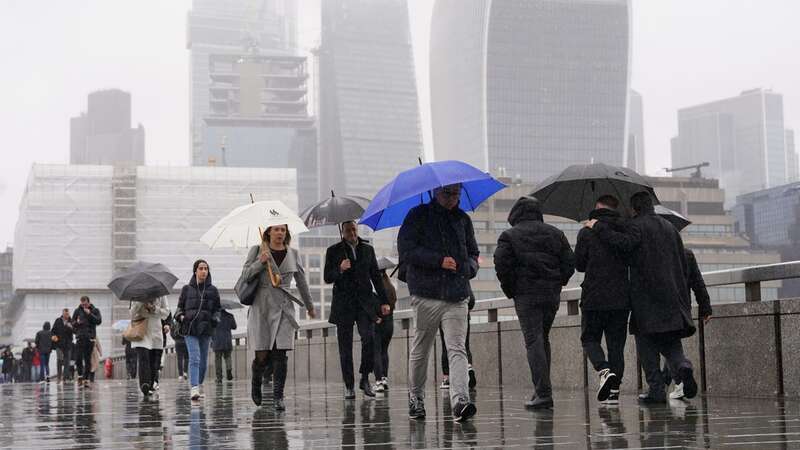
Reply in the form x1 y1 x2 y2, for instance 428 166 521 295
1 0 799 247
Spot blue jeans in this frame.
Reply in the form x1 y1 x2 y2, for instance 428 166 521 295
40 352 50 380
185 335 210 387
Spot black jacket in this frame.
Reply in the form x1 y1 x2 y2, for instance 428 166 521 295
575 208 630 311
51 317 74 350
72 305 102 340
212 310 237 352
494 197 575 305
35 328 53 354
1 351 13 373
176 273 221 337
21 347 33 364
686 249 712 318
397 201 479 302
324 238 388 324
594 210 694 337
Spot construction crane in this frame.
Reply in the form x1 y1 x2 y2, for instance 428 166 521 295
664 162 710 179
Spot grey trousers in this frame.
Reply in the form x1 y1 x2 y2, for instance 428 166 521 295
408 296 469 408
636 333 692 397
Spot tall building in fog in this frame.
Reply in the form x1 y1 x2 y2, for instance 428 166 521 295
318 0 423 198
429 0 631 183
787 129 798 183
627 89 646 174
70 89 145 165
187 0 318 208
671 88 791 206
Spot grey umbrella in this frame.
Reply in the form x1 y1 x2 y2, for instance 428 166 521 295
300 191 372 229
531 163 659 221
107 261 178 301
655 205 692 231
377 256 398 271
220 298 245 310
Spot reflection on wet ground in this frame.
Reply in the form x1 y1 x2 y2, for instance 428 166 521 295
0 380 798 449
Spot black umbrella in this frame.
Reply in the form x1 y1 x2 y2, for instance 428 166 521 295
531 163 659 221
220 298 244 310
655 205 691 231
300 191 371 229
108 261 178 301
377 256 398 271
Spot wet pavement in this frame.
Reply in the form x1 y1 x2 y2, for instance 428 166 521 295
1 379 799 449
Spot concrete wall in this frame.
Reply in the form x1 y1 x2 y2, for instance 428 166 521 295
108 298 800 398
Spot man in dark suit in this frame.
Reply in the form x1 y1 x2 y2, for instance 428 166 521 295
324 220 389 399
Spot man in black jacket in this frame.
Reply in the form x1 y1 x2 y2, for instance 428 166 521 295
398 184 479 422
575 195 630 404
494 196 575 409
34 322 53 382
325 220 388 399
212 309 237 383
51 309 74 383
72 295 102 385
587 192 698 403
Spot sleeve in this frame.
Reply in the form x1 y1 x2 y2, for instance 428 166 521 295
687 250 712 317
574 229 590 273
381 273 398 311
397 207 446 270
242 245 265 281
493 230 517 299
230 313 238 331
158 296 170 321
293 254 315 310
558 233 576 286
130 301 146 320
323 245 342 284
594 220 642 254
175 286 187 321
90 307 102 326
465 218 480 279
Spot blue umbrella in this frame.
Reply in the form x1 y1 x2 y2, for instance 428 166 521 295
359 160 506 230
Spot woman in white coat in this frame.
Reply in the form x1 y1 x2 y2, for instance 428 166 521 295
130 296 170 396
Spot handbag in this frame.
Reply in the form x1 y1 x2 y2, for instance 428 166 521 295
236 243 281 306
122 318 147 342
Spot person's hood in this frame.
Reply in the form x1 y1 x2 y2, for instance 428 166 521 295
190 272 213 289
508 196 544 226
588 208 621 221
42 322 51 331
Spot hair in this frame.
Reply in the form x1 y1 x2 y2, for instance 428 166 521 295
193 259 210 274
596 195 619 210
80 296 90 303
341 220 357 228
263 225 292 247
62 308 69 313
630 191 655 215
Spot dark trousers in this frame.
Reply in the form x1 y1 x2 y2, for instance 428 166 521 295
581 309 629 389
374 318 394 380
176 344 188 378
439 313 473 376
57 347 71 380
253 347 288 398
514 301 559 398
136 347 160 389
125 348 137 379
215 350 233 380
636 333 692 397
75 338 94 381
336 310 376 389
152 349 163 384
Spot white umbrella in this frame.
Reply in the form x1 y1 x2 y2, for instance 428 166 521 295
201 200 309 249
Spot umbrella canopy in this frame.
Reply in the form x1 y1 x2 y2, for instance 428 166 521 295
359 160 506 230
201 200 308 249
655 205 692 231
220 298 245 310
531 163 659 222
108 261 179 301
376 256 398 271
300 191 372 229
112 320 131 332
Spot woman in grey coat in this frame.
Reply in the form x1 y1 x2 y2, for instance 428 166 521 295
241 224 316 410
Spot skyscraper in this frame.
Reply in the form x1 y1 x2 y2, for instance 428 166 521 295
787 129 798 183
627 89 646 174
70 89 145 165
429 0 631 183
671 88 791 206
318 0 423 198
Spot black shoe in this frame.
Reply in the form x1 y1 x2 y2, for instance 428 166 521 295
679 367 698 399
453 401 477 422
638 392 666 404
408 397 426 420
226 370 234 382
215 378 223 384
525 395 553 410
596 368 617 402
140 383 150 396
344 387 356 400
468 367 477 390
274 397 286 411
360 378 375 397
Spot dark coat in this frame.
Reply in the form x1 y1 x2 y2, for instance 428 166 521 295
35 328 53 354
1 351 13 373
51 317 74 350
686 249 713 318
594 210 694 337
324 238 388 325
397 201 479 302
212 310 237 352
21 347 33 364
575 208 630 311
176 273 221 337
494 197 575 305
72 305 102 340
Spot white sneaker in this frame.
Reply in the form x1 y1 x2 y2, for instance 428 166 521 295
178 375 183 381
374 383 385 393
597 368 617 402
440 378 450 390
153 382 160 391
191 386 201 401
670 382 685 400
381 377 389 389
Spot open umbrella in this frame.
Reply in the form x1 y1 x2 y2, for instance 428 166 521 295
220 298 245 310
112 320 130 332
359 160 506 231
531 163 659 222
300 191 371 229
108 261 178 301
655 205 691 231
376 256 398 271
201 200 308 249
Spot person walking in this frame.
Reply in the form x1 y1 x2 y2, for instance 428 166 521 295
170 318 189 382
176 259 221 402
397 183 479 423
130 295 170 396
21 343 34 383
373 265 397 393
324 220 389 399
240 225 316 410
438 288 477 391
52 309 75 383
574 195 630 405
586 192 699 404
34 322 53 383
1 348 13 383
494 196 575 409
31 347 41 383
72 296 102 387
212 309 237 383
